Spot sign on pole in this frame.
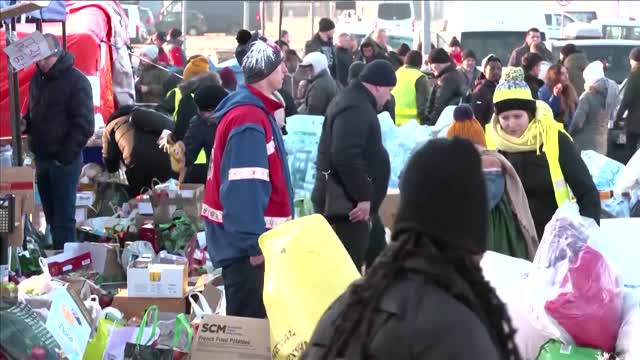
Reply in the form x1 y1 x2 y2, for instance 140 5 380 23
3 31 54 71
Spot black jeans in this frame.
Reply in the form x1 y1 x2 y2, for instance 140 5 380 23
222 258 267 319
332 220 371 270
36 155 82 250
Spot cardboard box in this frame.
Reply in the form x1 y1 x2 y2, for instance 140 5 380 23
112 289 188 319
127 262 188 298
190 315 271 360
64 242 124 281
0 166 35 246
179 183 204 221
379 190 400 230
45 251 92 276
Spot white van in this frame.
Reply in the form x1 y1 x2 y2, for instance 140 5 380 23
431 1 548 65
545 13 578 39
374 1 415 36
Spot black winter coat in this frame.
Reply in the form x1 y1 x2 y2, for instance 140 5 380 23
183 114 217 184
471 79 498 127
312 81 391 216
424 63 466 125
304 256 502 360
617 64 640 135
299 69 338 116
305 33 337 78
102 108 177 197
508 42 553 67
524 74 544 100
25 52 94 165
335 47 354 89
501 132 600 238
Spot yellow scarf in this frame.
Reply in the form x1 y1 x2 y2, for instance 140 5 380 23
488 101 566 155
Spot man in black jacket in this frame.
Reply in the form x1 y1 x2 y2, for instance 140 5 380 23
312 60 395 269
335 33 354 89
508 27 549 67
471 54 502 126
424 48 466 125
305 18 337 78
182 84 228 184
23 34 94 249
617 47 640 157
298 52 337 116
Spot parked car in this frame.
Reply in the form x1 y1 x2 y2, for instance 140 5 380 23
121 4 148 44
158 1 260 35
374 1 415 36
549 39 640 83
156 8 207 36
139 6 156 36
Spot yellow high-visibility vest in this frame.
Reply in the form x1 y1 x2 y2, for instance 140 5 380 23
485 122 571 207
167 88 207 165
391 66 426 126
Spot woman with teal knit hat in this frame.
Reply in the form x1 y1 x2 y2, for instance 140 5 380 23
485 67 600 239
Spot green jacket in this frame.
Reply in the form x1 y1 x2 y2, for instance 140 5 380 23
136 65 170 104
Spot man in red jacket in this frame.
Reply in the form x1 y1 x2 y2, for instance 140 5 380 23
202 39 294 318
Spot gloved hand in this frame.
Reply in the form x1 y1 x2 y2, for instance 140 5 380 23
157 129 173 152
168 141 186 174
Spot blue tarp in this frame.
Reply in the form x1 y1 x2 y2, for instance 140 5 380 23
581 150 638 217
1 0 67 22
283 113 436 200
26 0 66 21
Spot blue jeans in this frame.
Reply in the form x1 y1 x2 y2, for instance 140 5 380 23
36 155 82 249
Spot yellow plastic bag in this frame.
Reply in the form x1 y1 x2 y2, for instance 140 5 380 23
82 318 122 360
259 214 361 359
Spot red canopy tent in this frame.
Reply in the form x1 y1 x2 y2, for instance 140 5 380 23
0 2 120 140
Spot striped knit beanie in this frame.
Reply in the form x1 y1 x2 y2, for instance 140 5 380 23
493 67 537 116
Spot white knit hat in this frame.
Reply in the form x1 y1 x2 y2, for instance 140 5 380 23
583 61 605 87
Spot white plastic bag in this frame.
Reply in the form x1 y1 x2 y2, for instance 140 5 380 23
481 252 548 360
17 258 65 310
84 295 103 333
617 304 640 359
528 204 623 352
120 241 156 270
188 292 214 325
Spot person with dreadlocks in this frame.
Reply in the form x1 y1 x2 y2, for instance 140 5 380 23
304 137 522 360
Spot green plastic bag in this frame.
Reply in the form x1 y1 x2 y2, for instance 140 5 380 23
536 340 604 359
83 318 123 360
158 211 196 253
